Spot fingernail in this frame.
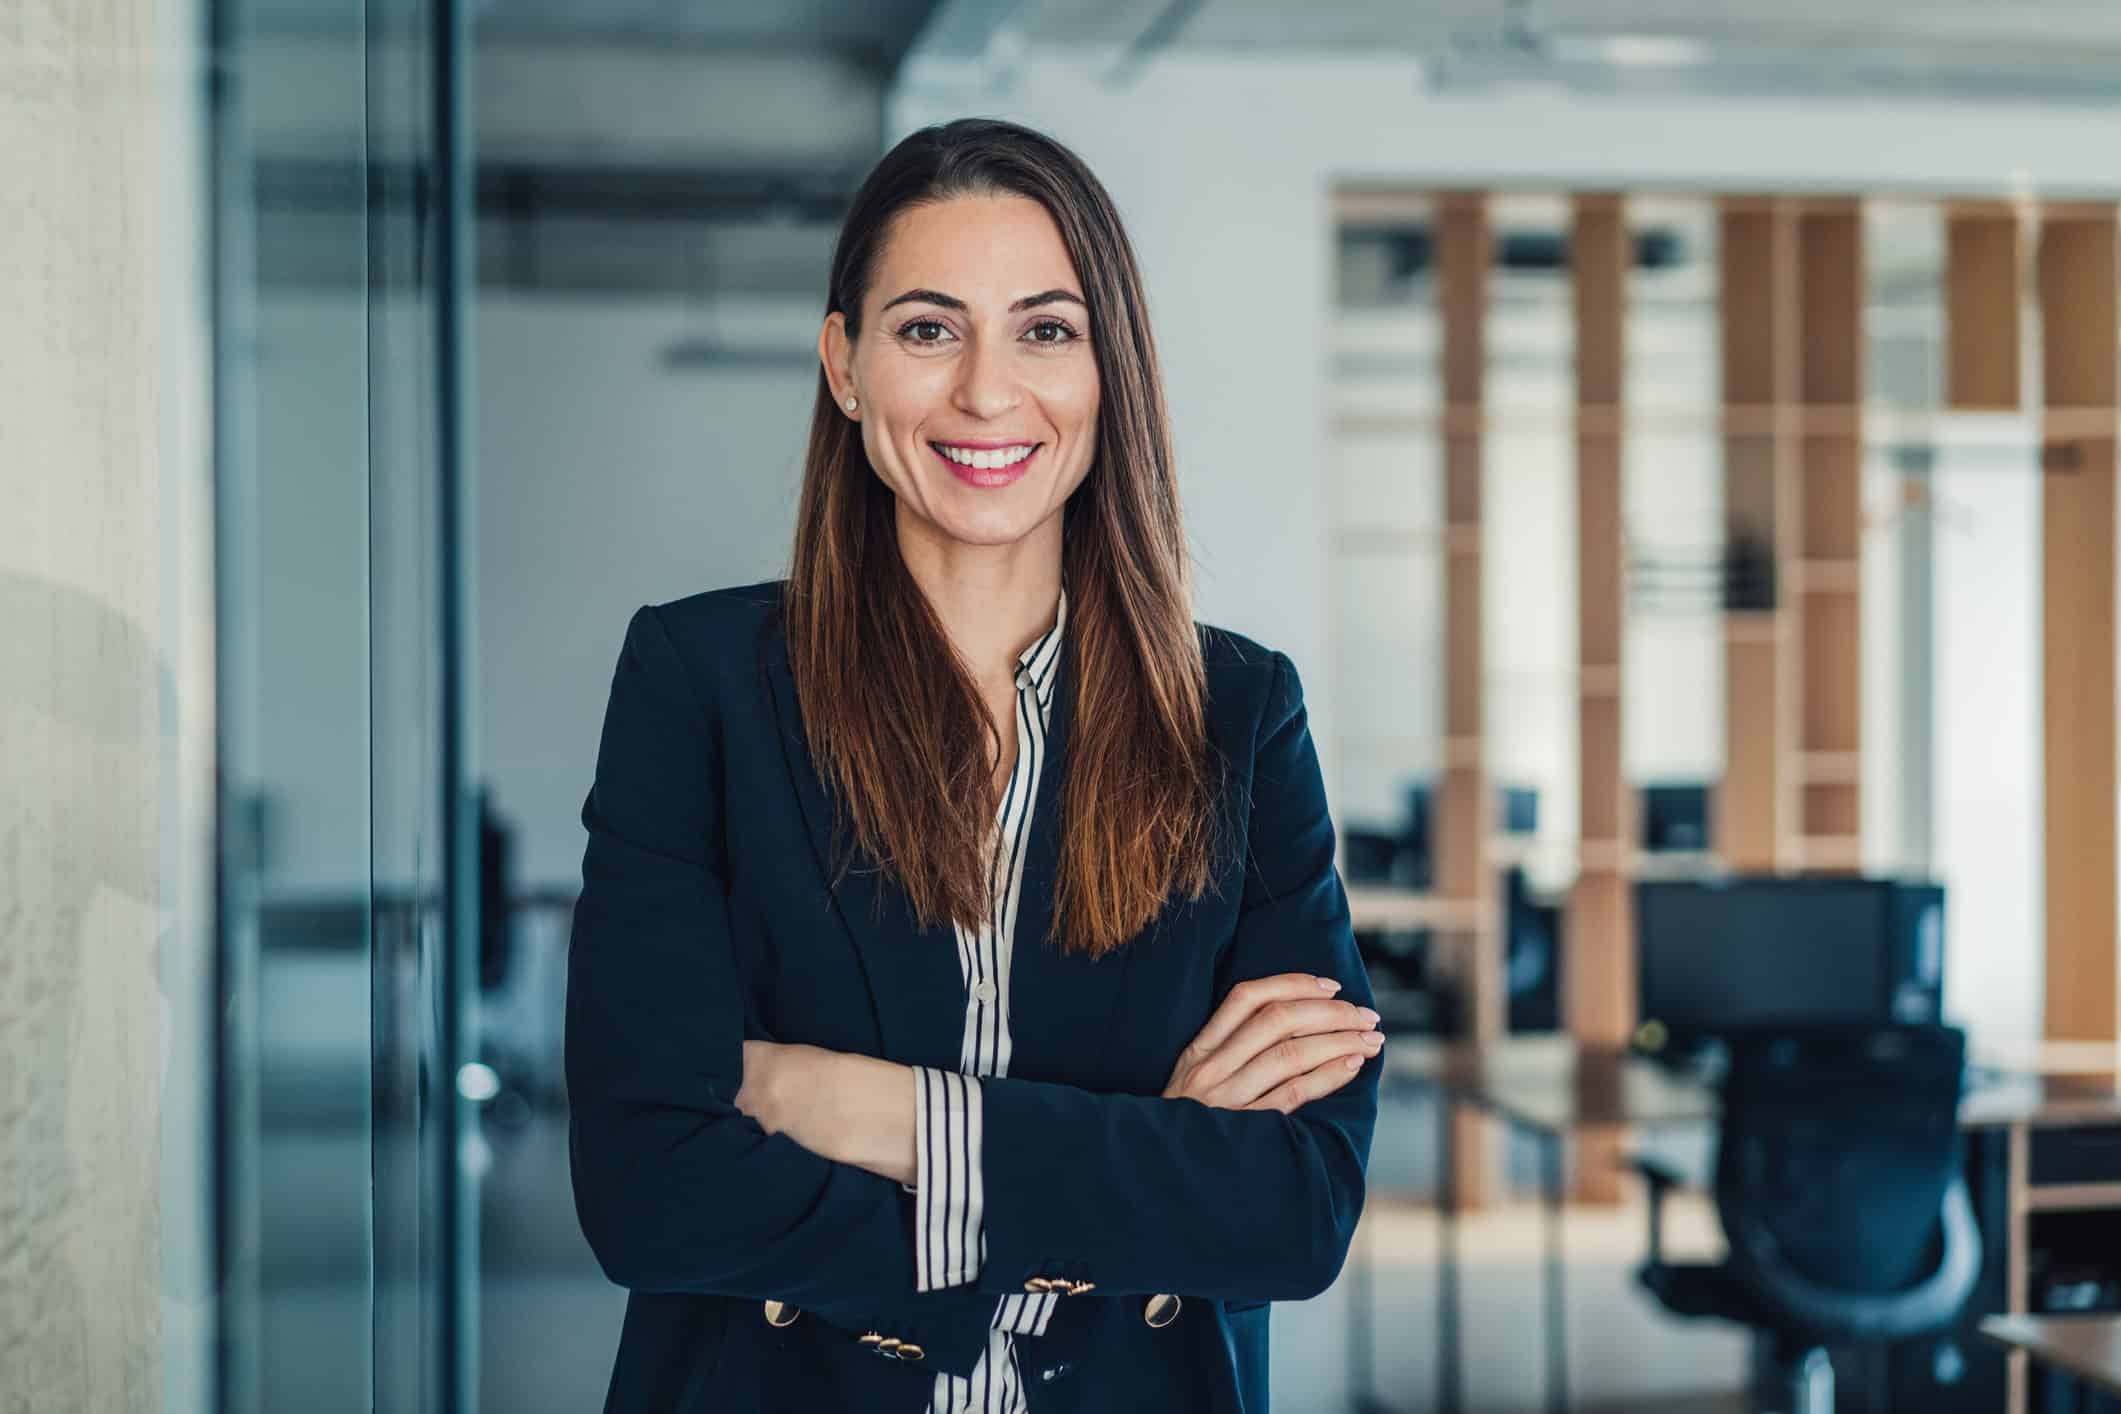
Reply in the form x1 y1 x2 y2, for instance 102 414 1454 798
1359 1008 1380 1026
1362 1031 1384 1047
1318 978 1341 992
1344 1056 1362 1071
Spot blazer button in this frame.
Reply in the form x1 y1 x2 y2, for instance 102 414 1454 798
1143 1294 1183 1328
875 1337 904 1357
1065 1280 1096 1296
762 1301 799 1327
1024 1277 1057 1293
896 1343 925 1362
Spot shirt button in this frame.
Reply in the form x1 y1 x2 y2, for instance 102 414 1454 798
972 980 997 1004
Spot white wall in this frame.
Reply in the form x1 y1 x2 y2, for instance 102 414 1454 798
477 294 815 885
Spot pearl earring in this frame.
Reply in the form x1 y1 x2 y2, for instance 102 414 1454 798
845 396 858 411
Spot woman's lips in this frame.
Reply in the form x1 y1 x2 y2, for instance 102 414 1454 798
930 442 1042 488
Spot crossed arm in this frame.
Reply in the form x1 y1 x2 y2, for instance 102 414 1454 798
731 968 1382 1217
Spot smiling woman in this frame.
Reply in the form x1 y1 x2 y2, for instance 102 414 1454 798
565 117 1382 1414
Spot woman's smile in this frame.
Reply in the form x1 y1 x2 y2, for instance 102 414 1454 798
929 439 1043 488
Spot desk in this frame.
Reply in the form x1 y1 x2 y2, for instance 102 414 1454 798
1357 1038 2121 1414
1980 1314 2121 1401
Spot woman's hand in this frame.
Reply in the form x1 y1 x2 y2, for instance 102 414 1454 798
1162 973 1382 1113
734 1039 798 1135
735 1040 918 1187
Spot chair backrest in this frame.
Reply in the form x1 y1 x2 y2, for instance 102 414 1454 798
1713 1023 1979 1341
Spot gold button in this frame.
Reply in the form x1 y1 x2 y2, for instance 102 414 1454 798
1143 1293 1182 1328
858 1332 884 1346
1066 1280 1096 1296
896 1343 925 1362
762 1301 798 1327
876 1337 903 1356
1024 1277 1056 1293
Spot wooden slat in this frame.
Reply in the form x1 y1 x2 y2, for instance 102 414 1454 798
1721 631 1785 870
2038 205 2119 1047
1573 195 1633 1203
2039 209 2117 411
1799 200 1863 407
1438 194 1487 409
1796 204 1864 872
1578 435 1625 674
2043 436 2118 1043
1720 201 1793 407
1801 591 1860 755
1438 191 1496 1208
1946 203 2024 410
1573 194 1627 409
1801 432 1863 562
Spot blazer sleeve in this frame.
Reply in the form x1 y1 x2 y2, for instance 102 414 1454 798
564 602 1000 1375
970 649 1381 1303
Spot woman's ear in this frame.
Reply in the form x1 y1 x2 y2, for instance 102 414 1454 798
818 312 856 414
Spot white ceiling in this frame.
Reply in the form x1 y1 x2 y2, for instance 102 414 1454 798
1026 0 2121 54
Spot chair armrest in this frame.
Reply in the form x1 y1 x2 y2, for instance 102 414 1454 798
1627 1155 1686 1194
1627 1154 1687 1267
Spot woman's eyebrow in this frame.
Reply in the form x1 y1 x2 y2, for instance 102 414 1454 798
879 287 1087 314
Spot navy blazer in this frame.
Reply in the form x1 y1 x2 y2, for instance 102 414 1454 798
565 580 1380 1413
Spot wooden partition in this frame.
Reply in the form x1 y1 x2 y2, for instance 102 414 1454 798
1946 202 2024 410
2037 206 2120 1047
1795 200 1865 872
1568 194 1633 1203
1718 198 1802 872
1435 192 1501 1207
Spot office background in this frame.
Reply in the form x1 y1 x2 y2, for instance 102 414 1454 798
10 1 2121 1412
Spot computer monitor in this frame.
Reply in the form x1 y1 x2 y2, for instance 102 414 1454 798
1634 876 1946 1055
1498 785 1539 836
1641 782 1711 852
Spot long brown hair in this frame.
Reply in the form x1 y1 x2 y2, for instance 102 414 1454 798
784 117 1225 959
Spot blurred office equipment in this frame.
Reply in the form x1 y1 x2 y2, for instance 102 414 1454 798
1634 1024 1980 1414
1634 876 1946 1060
1640 781 1712 853
1342 781 1558 1035
1386 1032 2121 1414
1503 865 1561 1034
1498 783 1539 837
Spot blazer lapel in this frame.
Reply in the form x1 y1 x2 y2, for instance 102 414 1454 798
761 616 968 1072
1000 634 1139 1087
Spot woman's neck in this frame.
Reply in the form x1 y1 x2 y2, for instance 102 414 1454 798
896 508 1063 688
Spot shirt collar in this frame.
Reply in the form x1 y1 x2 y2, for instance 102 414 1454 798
1013 586 1067 711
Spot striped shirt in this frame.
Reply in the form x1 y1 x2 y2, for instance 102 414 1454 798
910 586 1068 1414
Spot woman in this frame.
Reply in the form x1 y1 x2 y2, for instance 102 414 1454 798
566 117 1383 1414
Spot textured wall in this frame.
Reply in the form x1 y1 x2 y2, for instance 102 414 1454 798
2 0 176 1408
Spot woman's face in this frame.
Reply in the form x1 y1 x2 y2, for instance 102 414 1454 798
821 193 1100 556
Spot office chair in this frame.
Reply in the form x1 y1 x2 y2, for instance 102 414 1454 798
1634 1024 1980 1414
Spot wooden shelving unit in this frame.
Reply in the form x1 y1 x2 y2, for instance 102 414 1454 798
1713 196 1865 877
1332 187 2121 1233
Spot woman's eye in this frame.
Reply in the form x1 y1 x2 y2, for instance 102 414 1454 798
1026 319 1080 344
898 319 951 344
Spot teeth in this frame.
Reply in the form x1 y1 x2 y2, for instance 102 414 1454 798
936 443 1035 471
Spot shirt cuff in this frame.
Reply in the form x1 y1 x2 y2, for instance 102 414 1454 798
992 1291 1058 1337
912 1065 985 1292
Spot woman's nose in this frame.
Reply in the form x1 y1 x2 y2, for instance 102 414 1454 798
951 338 1020 420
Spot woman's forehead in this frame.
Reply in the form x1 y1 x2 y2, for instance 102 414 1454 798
872 195 1082 305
